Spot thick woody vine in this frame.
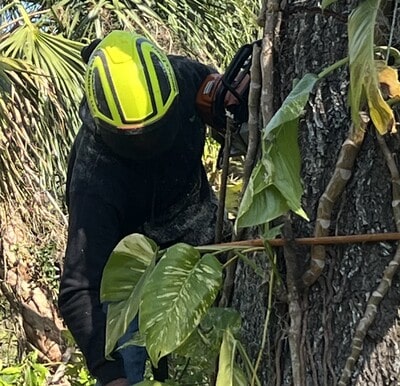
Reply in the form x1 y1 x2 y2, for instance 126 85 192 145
230 0 400 384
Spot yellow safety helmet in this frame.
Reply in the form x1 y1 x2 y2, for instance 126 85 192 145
84 31 180 159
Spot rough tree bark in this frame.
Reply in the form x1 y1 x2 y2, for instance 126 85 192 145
233 1 400 385
0 205 65 363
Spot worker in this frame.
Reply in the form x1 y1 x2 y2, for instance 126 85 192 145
58 30 234 386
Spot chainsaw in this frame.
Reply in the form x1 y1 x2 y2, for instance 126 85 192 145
196 40 261 158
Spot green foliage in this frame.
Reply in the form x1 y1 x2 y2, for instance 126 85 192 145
140 245 222 366
101 234 159 303
175 307 241 359
236 74 317 229
0 300 19 370
64 362 96 385
216 329 247 386
150 0 261 68
29 242 60 294
101 236 224 367
348 0 394 134
0 5 85 206
1 24 85 107
0 352 49 386
103 235 158 359
50 0 164 41
101 235 259 384
61 331 96 385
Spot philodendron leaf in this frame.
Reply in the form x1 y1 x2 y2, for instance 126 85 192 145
101 233 158 303
264 73 318 138
268 119 309 219
348 0 377 128
105 256 156 358
236 74 316 229
140 243 223 367
348 0 394 134
216 329 247 386
236 162 289 228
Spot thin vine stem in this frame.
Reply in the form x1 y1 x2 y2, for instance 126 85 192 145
386 0 399 63
251 250 276 386
317 57 349 79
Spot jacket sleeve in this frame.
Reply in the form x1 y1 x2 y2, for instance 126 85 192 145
58 126 127 384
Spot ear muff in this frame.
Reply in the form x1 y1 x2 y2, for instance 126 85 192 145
81 39 102 64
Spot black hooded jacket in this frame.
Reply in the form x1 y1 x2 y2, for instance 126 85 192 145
58 56 224 384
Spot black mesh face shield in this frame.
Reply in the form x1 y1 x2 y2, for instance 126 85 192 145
97 99 180 160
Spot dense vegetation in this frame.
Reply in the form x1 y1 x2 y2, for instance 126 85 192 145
0 1 260 384
2 0 400 385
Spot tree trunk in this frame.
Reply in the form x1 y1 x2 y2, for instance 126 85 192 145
233 1 400 384
0 205 65 363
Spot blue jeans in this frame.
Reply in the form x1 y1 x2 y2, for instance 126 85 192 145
96 316 147 385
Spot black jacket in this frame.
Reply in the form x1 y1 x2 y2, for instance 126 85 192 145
58 56 223 384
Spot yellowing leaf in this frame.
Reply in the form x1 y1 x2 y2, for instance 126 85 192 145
225 181 242 214
348 0 396 135
366 91 395 134
365 69 396 135
376 61 400 99
348 0 380 130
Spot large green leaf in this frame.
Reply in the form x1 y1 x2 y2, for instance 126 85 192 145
101 233 158 303
236 74 316 229
105 255 156 358
140 243 223 366
216 330 248 386
101 234 158 357
348 0 393 134
236 162 289 228
263 73 319 138
268 119 308 219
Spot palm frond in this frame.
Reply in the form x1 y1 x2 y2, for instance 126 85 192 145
0 20 85 209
